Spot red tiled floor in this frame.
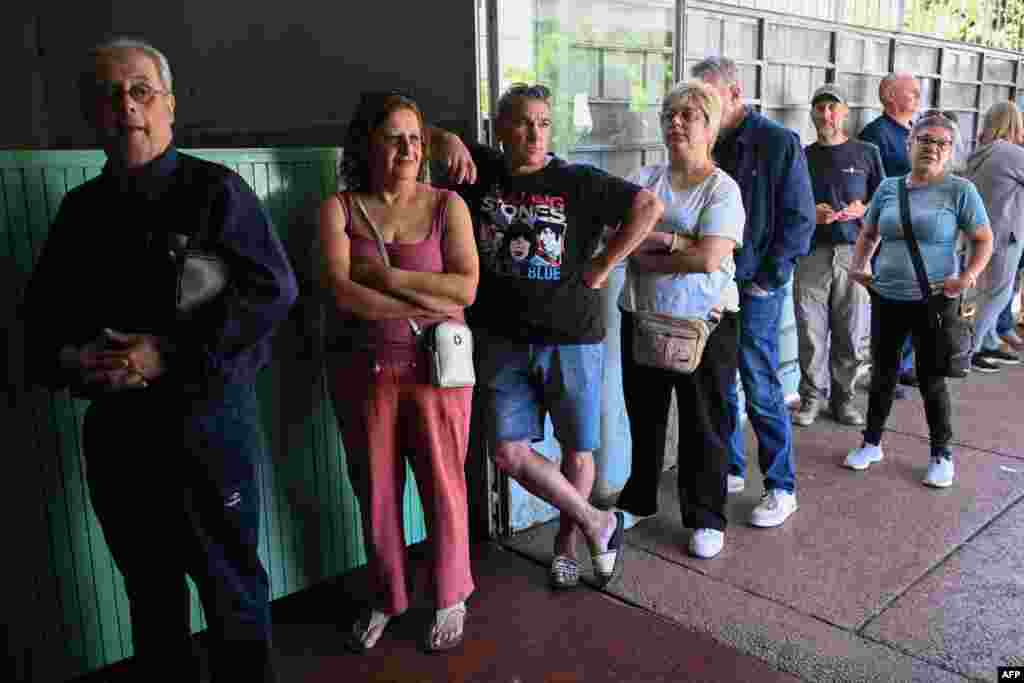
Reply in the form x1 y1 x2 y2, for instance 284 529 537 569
269 542 801 682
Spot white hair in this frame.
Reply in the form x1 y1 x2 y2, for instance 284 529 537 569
690 56 739 85
90 38 173 91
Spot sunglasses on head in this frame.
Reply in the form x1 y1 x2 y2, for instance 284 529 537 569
503 83 552 99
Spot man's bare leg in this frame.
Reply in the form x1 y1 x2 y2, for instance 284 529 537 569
494 441 614 552
554 450 596 558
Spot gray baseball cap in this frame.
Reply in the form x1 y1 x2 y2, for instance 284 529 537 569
811 83 847 106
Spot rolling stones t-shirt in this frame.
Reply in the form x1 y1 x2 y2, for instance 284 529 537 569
459 146 641 343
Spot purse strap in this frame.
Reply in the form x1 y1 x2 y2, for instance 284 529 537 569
897 177 934 301
351 194 422 336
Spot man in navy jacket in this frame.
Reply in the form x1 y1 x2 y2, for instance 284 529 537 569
692 57 815 528
22 39 296 681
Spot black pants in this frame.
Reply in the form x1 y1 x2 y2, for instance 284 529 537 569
616 310 739 531
864 292 953 450
83 382 276 682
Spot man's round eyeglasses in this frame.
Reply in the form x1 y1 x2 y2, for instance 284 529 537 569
94 82 169 106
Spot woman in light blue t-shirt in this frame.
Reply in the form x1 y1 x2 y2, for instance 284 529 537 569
614 80 744 560
848 110 993 488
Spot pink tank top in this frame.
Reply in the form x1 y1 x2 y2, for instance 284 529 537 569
335 189 464 362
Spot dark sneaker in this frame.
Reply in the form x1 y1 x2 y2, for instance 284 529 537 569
971 354 1001 373
979 348 1021 365
898 371 919 387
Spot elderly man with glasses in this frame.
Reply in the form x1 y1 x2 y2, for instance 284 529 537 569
691 56 816 528
22 38 297 682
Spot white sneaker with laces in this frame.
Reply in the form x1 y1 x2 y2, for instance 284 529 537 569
923 455 955 488
727 475 745 494
688 528 725 558
844 444 884 471
750 489 798 528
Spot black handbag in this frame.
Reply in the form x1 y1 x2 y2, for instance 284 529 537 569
167 185 229 317
897 178 974 378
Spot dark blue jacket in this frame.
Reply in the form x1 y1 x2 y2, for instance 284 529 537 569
22 147 298 397
713 108 816 290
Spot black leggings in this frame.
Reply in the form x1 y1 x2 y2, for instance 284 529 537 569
864 292 954 450
617 310 739 531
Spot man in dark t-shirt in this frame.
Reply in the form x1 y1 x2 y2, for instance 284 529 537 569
793 84 885 428
450 83 663 589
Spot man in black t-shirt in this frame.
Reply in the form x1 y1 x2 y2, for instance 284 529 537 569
449 83 663 589
793 84 885 427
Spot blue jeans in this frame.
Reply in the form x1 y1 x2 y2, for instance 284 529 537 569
996 248 1024 336
83 383 275 682
976 234 1024 352
726 287 796 493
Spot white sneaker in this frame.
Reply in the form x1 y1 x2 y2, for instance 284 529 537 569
750 489 798 528
844 444 884 471
727 475 745 494
923 455 955 488
688 528 725 559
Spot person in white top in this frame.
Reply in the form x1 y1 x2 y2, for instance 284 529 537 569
614 80 745 559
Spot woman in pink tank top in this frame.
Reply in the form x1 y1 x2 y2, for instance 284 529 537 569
319 92 479 653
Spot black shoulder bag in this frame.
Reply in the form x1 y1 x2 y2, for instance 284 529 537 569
897 177 974 378
166 180 230 318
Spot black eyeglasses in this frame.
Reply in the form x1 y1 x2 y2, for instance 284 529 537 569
93 81 169 106
913 134 953 150
660 107 707 125
503 83 552 100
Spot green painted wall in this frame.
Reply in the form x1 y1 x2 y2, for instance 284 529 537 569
2 148 427 682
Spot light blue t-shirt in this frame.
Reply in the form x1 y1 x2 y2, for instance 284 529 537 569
865 175 989 301
618 165 745 319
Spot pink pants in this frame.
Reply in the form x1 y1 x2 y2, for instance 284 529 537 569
328 352 474 614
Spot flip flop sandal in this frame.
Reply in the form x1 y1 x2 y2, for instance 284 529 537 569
590 510 625 588
549 554 580 589
425 602 467 653
346 609 391 653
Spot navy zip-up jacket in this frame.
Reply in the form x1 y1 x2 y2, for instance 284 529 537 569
713 108 816 291
22 147 298 397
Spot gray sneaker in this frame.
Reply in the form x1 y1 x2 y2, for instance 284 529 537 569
791 396 822 426
832 400 865 426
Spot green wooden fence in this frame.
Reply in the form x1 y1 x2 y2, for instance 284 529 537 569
2 148 428 682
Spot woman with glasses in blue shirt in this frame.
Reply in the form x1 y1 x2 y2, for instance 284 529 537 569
847 111 993 488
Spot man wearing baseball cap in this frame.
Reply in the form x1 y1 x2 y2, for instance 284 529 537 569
792 84 885 427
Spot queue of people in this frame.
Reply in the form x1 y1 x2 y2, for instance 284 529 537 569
19 37 1014 677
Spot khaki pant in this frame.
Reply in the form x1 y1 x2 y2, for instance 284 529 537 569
794 243 871 402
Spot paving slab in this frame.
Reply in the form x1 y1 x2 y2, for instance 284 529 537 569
506 528 967 683
865 367 1024 460
863 499 1024 680
266 542 801 683
621 435 1024 630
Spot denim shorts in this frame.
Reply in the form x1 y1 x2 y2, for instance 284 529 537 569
475 335 604 452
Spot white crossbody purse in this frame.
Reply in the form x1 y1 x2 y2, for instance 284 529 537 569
353 196 476 388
